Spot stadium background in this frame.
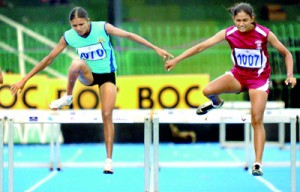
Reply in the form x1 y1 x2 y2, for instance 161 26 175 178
0 0 299 143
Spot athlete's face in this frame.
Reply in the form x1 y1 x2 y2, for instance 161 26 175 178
70 17 90 37
233 11 255 32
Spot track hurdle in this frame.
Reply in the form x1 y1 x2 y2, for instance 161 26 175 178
152 109 297 192
0 109 154 192
220 101 285 148
0 118 3 192
0 117 14 192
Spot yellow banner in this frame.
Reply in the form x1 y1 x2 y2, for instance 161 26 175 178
0 74 209 109
116 74 209 109
0 74 50 109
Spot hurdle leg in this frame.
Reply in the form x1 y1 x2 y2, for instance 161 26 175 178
55 124 61 171
250 124 254 167
49 123 55 171
152 115 159 192
290 117 296 192
0 118 3 192
219 122 226 148
144 115 151 192
8 118 14 192
244 123 251 170
278 123 285 149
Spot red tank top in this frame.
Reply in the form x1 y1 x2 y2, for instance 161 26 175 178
225 24 271 77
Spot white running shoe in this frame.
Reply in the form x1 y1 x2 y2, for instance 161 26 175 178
252 162 263 176
196 100 224 115
49 94 73 110
103 158 113 174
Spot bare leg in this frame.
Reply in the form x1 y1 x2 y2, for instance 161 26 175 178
249 89 268 164
196 73 242 115
66 59 93 95
203 73 242 104
0 70 3 84
49 59 94 110
99 82 117 159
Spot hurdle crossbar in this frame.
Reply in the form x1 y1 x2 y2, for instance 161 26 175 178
153 109 297 192
221 101 286 148
1 108 298 192
1 109 153 192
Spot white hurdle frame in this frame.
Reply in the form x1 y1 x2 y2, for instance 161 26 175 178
220 101 286 148
144 114 151 192
1 109 299 192
0 117 14 192
152 109 297 192
0 118 4 192
0 109 153 192
143 112 160 192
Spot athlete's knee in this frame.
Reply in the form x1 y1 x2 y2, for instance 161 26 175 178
203 86 214 97
251 114 264 127
102 110 113 121
69 59 87 71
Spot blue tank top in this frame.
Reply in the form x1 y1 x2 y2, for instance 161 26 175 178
64 21 117 74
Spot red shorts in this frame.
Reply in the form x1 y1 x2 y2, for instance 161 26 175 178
229 67 270 94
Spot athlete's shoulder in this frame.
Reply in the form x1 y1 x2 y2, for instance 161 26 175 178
91 21 110 36
254 24 270 37
91 21 107 27
64 27 73 34
63 28 77 44
225 25 238 36
255 23 269 31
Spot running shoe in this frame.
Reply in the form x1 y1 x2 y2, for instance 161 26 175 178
49 94 73 110
196 100 224 115
103 158 113 174
252 162 263 176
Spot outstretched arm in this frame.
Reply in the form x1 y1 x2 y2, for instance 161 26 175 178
164 30 226 71
105 23 173 60
10 36 67 94
268 31 296 88
0 69 3 84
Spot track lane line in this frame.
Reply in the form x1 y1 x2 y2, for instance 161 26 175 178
24 148 83 192
226 148 281 192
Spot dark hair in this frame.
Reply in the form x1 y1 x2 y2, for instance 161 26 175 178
69 7 89 21
228 2 255 17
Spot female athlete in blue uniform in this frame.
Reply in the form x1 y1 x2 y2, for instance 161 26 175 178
11 7 173 174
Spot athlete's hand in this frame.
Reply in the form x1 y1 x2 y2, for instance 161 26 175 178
11 79 26 95
155 48 174 61
285 76 296 88
164 58 178 71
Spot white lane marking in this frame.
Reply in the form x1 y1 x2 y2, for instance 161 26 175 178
226 148 281 192
24 171 57 192
24 148 83 191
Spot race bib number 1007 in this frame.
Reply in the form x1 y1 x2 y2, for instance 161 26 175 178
234 48 262 68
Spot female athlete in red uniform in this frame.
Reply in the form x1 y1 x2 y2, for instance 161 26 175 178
165 2 296 176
